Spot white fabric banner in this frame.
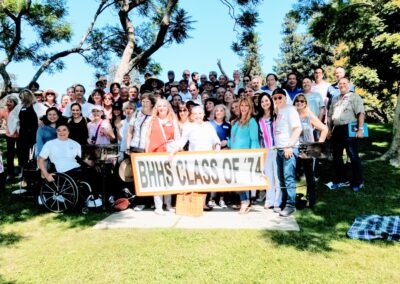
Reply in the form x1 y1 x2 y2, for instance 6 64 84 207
130 149 269 196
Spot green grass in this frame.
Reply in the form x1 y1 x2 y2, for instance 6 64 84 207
0 123 399 283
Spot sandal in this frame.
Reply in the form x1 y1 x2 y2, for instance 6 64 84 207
239 204 251 214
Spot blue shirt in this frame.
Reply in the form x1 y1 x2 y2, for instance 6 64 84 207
209 120 231 147
328 83 355 99
285 87 303 101
228 118 260 149
35 125 57 158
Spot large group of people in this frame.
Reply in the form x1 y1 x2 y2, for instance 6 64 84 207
0 66 366 217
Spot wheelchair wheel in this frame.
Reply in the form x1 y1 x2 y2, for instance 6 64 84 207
39 173 79 213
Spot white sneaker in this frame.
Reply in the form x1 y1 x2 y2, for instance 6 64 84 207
208 200 216 207
133 205 145 211
166 206 175 213
154 208 165 215
219 200 227 208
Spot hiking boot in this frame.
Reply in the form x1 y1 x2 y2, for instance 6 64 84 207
279 206 296 217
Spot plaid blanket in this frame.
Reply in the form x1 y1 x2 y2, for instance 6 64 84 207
347 215 400 241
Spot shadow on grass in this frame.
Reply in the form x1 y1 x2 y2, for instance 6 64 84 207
0 176 109 230
0 275 17 284
0 232 24 247
263 124 400 252
52 210 109 229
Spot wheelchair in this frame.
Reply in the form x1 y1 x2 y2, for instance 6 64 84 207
39 171 100 214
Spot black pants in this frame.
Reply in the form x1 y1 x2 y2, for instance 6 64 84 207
6 136 17 175
297 158 316 204
331 125 363 186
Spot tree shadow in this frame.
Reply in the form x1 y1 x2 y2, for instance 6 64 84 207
0 232 24 247
0 275 17 284
0 176 109 230
262 123 399 252
51 210 109 229
262 159 400 253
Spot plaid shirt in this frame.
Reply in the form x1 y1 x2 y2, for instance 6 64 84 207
347 215 400 241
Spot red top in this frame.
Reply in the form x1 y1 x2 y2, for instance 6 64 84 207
147 118 175 152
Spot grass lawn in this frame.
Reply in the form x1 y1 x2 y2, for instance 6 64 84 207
0 123 399 283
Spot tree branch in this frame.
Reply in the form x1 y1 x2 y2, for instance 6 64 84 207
30 48 84 83
30 0 111 84
2 0 32 66
79 0 109 46
128 0 178 71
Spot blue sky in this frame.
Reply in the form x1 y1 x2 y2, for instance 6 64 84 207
6 0 297 94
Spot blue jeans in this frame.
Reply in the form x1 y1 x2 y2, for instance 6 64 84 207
239 191 250 202
276 149 298 207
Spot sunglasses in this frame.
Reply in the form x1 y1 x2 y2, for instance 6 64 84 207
46 93 55 96
273 96 284 101
179 109 188 112
244 79 250 82
227 85 235 88
295 100 305 103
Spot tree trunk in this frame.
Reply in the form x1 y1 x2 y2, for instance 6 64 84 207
380 93 400 167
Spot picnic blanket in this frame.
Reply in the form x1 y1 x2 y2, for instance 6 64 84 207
347 215 400 241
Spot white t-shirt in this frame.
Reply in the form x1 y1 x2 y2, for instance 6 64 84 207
274 105 301 148
312 81 331 105
39 138 81 173
178 122 220 151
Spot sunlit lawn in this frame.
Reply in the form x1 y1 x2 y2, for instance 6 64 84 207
0 123 399 283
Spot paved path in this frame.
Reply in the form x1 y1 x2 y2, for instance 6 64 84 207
94 205 299 231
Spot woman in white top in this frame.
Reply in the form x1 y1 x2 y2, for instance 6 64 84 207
175 106 221 211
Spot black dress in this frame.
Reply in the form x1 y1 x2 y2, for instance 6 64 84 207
17 105 38 166
68 117 89 145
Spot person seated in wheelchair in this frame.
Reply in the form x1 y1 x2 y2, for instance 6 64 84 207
38 121 98 195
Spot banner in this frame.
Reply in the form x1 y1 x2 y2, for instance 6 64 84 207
130 149 269 196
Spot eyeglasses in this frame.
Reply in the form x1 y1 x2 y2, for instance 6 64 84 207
179 109 188 112
227 85 235 88
273 96 284 101
295 100 305 103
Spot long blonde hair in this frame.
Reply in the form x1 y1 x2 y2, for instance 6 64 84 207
151 98 176 121
237 97 254 126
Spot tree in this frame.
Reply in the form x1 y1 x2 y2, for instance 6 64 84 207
274 11 335 81
0 0 194 96
221 0 264 77
292 0 400 166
